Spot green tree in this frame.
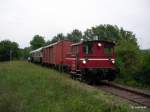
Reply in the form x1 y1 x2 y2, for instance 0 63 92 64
22 47 31 59
84 25 120 41
51 33 65 44
135 50 150 86
0 40 19 61
30 35 45 50
115 39 140 76
45 40 51 46
84 24 137 44
83 29 94 40
66 29 82 42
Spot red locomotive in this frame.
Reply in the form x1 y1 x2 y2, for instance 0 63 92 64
30 40 116 83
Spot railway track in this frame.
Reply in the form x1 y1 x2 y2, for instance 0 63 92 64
97 81 150 108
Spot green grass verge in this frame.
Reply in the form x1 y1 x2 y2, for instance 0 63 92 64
115 78 150 90
0 61 149 112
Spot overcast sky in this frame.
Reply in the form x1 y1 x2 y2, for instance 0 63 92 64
0 0 149 49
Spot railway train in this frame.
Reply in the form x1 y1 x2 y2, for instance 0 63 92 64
30 40 116 83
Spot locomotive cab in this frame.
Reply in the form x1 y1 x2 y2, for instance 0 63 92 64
80 41 115 68
66 40 116 82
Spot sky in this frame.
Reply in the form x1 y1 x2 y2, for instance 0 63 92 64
0 0 149 49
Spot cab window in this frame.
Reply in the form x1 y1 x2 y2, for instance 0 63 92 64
104 47 112 56
83 43 93 54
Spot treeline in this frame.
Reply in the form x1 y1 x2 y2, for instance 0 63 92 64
0 40 20 61
0 24 149 87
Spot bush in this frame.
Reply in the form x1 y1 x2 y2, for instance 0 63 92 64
135 51 150 87
115 39 140 79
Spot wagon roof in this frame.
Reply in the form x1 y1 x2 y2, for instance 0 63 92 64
30 47 43 53
43 42 58 48
43 40 74 48
71 40 115 46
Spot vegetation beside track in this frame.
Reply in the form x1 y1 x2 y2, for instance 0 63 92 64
115 50 150 90
1 61 149 112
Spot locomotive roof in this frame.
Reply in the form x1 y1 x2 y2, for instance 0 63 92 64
71 40 115 46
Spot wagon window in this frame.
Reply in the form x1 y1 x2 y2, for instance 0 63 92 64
83 43 93 54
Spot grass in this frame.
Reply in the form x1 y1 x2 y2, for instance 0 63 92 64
115 78 150 90
0 61 149 112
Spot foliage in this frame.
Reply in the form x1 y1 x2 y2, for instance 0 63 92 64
66 29 82 42
0 61 144 112
45 40 51 46
30 35 45 50
0 40 20 61
51 33 65 44
84 25 119 41
21 47 32 60
115 39 140 75
49 29 82 44
135 51 150 86
83 24 137 43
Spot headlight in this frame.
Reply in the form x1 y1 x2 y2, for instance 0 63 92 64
82 60 86 64
112 60 115 64
98 43 102 47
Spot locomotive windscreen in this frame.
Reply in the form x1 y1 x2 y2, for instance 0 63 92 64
83 43 93 54
104 44 114 57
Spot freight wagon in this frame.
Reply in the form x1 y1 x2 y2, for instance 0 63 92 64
42 40 74 70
